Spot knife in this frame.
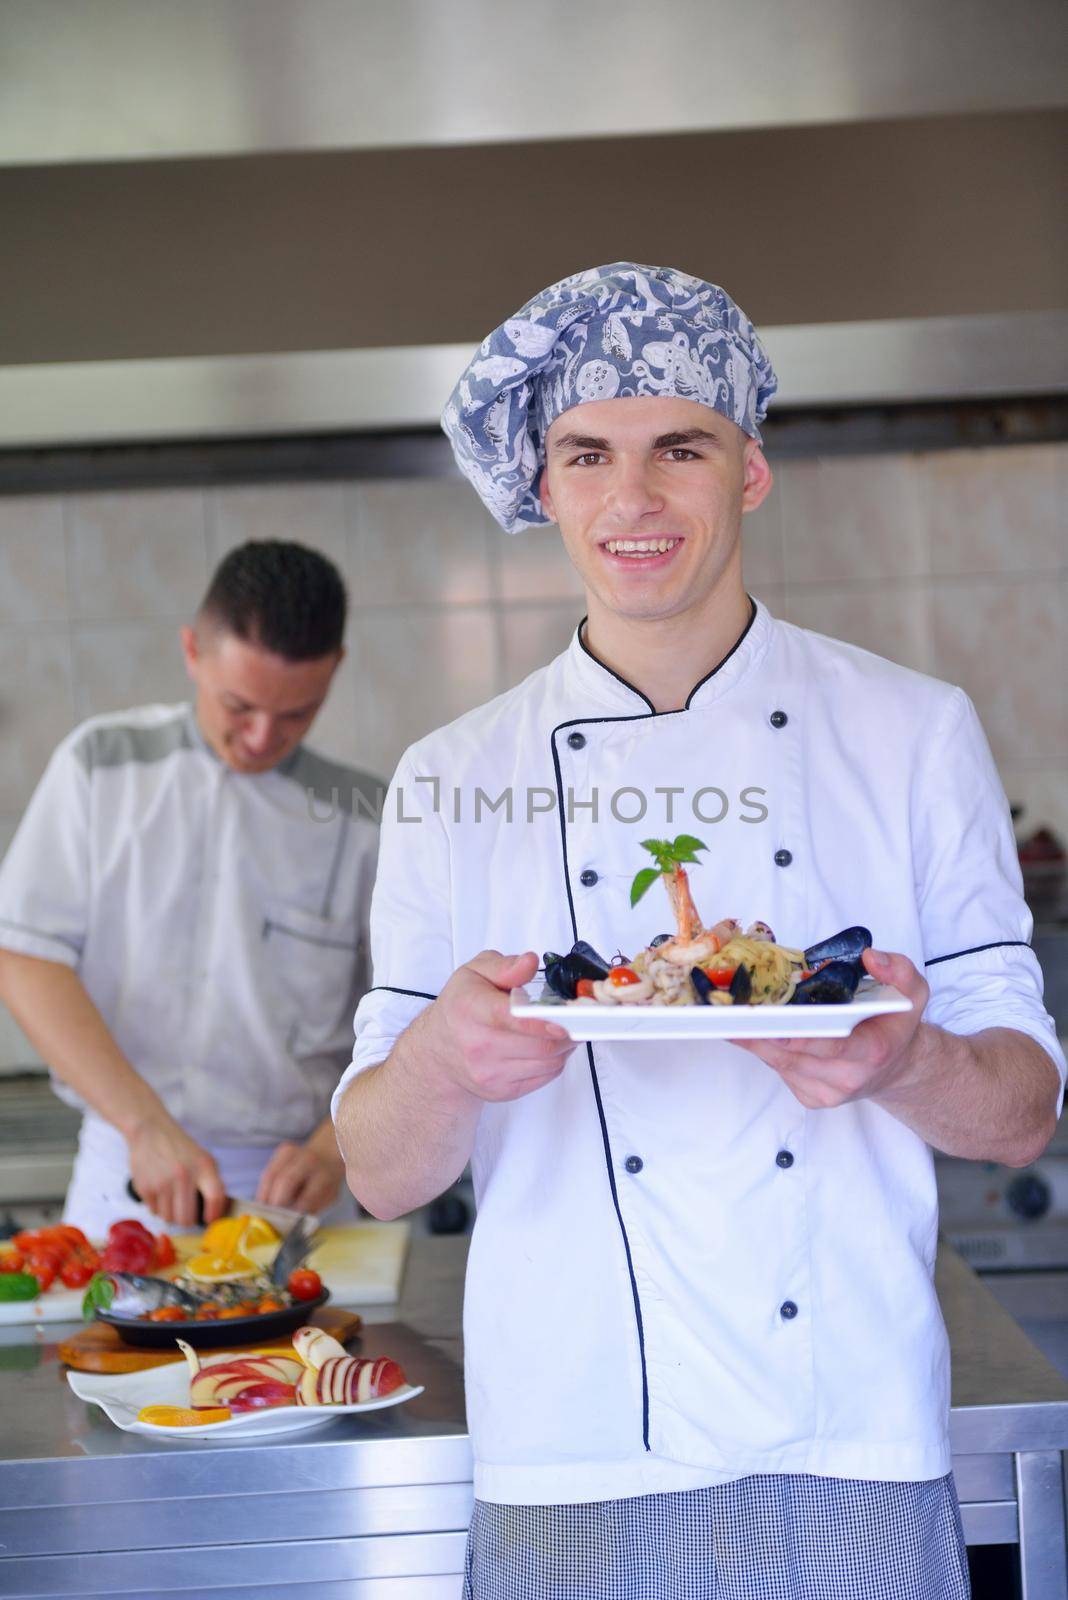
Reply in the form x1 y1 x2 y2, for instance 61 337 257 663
124 1178 320 1237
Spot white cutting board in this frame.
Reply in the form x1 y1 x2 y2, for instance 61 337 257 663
304 1220 410 1306
0 1220 409 1326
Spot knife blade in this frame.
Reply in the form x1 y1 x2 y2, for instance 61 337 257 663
125 1178 320 1237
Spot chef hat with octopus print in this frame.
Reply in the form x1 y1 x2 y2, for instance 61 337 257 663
441 262 778 533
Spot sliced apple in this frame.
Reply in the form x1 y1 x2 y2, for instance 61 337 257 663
292 1325 348 1370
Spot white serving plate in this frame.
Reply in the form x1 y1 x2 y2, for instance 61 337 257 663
510 979 912 1041
67 1364 424 1440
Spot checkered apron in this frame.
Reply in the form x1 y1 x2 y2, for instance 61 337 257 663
463 1473 970 1599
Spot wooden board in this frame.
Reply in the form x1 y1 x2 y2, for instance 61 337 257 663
0 1219 409 1327
58 1306 364 1373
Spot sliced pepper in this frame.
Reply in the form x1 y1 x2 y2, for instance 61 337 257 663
0 1272 41 1302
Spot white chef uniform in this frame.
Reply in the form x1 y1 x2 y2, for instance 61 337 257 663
0 702 381 1232
334 598 1065 1507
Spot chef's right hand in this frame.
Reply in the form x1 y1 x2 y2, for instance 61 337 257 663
430 950 575 1103
126 1117 227 1228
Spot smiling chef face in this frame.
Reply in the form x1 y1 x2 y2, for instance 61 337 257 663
539 396 772 627
180 624 342 774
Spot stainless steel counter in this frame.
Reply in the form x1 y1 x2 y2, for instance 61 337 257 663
0 1237 1065 1599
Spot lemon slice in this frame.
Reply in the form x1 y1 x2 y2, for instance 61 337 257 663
201 1214 280 1256
242 1215 280 1247
184 1250 259 1282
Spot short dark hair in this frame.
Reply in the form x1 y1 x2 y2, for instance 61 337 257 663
199 540 347 660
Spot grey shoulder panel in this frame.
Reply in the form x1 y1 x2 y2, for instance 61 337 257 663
71 713 194 774
282 747 385 822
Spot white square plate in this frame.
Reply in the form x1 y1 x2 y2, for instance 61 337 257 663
67 1364 424 1439
510 979 912 1041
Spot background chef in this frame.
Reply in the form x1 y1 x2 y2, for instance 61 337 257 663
0 539 379 1233
333 265 1065 1599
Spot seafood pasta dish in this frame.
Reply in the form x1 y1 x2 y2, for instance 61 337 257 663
542 836 873 1009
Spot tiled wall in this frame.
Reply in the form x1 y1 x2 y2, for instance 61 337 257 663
0 441 1064 1065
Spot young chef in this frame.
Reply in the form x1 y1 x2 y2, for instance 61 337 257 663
333 265 1065 1598
0 540 379 1233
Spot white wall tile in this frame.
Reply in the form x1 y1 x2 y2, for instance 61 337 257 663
740 476 785 590
785 583 932 674
998 767 1068 850
496 524 587 604
72 622 191 721
0 496 68 623
351 479 495 606
208 482 350 579
0 1004 41 1069
500 604 585 691
300 643 362 772
780 454 927 584
921 443 1066 577
66 489 208 622
0 628 75 813
352 605 499 781
930 576 1067 766
748 583 787 621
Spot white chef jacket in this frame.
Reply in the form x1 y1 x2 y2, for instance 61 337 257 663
333 599 1065 1506
0 703 380 1149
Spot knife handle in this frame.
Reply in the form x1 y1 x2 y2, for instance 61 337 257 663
125 1177 208 1228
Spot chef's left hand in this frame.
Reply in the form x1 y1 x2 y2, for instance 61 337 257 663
732 948 929 1108
256 1127 346 1213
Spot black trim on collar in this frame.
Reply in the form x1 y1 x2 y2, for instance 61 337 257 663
370 984 438 1001
925 940 1031 968
575 596 758 715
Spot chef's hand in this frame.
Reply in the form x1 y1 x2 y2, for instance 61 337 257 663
431 949 576 1103
732 948 928 1108
257 1125 346 1214
126 1116 227 1228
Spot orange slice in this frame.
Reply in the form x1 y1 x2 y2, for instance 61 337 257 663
137 1405 231 1426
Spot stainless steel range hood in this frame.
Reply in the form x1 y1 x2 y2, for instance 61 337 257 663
2 313 1065 449
3 0 1066 165
1 0 1065 446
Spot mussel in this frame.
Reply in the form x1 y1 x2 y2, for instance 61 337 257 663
649 933 673 948
690 966 713 1005
789 959 862 1005
802 926 872 969
690 963 753 1005
729 964 752 1005
543 940 611 1000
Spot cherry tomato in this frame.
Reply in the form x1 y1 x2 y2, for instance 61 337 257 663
147 1306 186 1322
287 1268 323 1302
575 978 596 998
701 965 737 988
0 1251 26 1274
59 1259 96 1289
256 1296 285 1313
52 1225 91 1249
606 966 641 987
26 1260 56 1292
218 1305 249 1319
151 1234 176 1269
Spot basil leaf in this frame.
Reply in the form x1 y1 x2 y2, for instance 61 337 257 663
629 867 660 907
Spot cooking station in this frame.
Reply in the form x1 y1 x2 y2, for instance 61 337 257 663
0 1237 1066 1599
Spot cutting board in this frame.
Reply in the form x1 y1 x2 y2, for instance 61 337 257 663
58 1306 364 1373
303 1220 410 1306
0 1219 409 1326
